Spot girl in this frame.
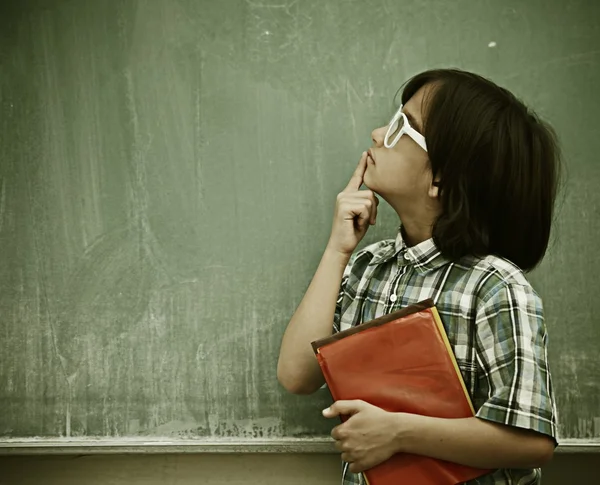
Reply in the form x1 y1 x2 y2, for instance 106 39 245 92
277 68 560 485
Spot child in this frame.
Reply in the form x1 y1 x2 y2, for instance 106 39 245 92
277 68 560 484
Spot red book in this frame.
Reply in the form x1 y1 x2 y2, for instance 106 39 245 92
311 299 493 485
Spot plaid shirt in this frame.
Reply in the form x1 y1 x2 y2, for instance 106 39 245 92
332 227 558 485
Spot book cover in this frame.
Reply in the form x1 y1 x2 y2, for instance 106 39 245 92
311 299 492 485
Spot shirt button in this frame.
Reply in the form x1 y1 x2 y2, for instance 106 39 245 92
389 294 397 303
404 253 411 261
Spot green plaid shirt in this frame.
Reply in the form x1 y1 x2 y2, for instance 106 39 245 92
332 227 558 485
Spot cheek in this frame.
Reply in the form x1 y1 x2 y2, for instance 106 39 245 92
363 160 401 194
381 157 431 193
381 156 415 184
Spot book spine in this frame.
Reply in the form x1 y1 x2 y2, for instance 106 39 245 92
430 307 476 415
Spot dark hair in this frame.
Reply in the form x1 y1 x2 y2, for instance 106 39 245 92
397 68 562 272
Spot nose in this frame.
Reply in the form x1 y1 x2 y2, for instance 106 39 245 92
371 125 387 148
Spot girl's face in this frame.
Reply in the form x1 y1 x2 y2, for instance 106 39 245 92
363 84 438 210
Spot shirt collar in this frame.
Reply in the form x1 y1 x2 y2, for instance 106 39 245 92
369 225 452 275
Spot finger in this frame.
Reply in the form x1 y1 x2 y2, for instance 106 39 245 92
349 462 365 474
370 195 379 225
340 204 371 232
333 440 345 452
356 209 371 232
339 190 376 201
323 400 367 418
339 196 374 218
338 198 373 211
341 452 353 464
343 152 368 192
339 192 377 225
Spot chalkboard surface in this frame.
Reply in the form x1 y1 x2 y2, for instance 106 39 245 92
0 0 598 449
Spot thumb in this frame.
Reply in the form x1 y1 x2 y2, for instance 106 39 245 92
322 400 367 418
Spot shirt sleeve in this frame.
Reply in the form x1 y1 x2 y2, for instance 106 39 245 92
474 283 558 443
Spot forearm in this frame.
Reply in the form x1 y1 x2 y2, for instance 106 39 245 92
395 414 554 469
277 248 350 394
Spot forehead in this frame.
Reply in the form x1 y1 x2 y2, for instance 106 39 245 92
403 84 436 125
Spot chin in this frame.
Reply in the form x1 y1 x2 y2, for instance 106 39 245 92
362 172 377 192
363 174 388 202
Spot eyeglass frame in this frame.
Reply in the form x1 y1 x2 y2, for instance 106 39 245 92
384 104 428 152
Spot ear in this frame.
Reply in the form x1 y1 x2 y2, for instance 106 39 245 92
428 178 441 199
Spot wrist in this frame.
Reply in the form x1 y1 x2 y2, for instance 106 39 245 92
323 245 353 266
391 412 421 454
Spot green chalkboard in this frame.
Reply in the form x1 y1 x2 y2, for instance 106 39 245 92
0 0 598 449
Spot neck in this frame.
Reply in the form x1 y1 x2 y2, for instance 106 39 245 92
389 198 441 247
399 217 434 247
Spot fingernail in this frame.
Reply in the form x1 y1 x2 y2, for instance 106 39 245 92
322 407 330 415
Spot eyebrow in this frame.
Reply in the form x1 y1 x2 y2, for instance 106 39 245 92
402 108 423 133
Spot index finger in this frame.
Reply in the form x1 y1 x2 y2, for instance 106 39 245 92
343 152 368 192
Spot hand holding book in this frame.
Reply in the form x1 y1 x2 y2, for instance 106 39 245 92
322 399 402 474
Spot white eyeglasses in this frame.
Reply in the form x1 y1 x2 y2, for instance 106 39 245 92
384 104 428 152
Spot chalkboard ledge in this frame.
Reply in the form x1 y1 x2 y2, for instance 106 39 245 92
0 438 598 455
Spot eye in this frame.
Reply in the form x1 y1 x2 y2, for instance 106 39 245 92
388 115 405 138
